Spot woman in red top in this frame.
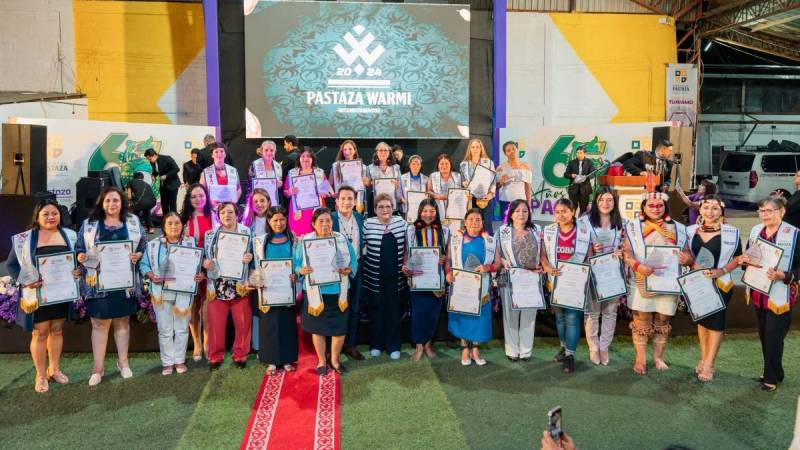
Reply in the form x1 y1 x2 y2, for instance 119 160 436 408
180 183 213 361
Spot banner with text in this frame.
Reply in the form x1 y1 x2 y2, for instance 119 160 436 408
11 117 213 206
666 63 698 128
244 0 470 139
499 122 669 222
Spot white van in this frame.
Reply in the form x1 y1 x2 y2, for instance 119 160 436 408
719 151 798 205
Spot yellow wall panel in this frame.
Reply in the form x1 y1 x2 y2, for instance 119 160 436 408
549 13 676 123
73 0 205 124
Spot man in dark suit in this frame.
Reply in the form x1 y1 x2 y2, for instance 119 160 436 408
144 148 181 214
623 139 674 192
781 171 800 227
126 172 157 233
563 145 594 214
281 134 300 173
197 135 233 169
182 148 202 186
331 186 365 361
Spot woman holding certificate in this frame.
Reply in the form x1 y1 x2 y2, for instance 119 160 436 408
251 206 298 374
445 209 499 366
200 145 242 209
427 154 463 232
364 194 408 360
330 139 370 213
623 193 692 375
180 183 214 361
242 188 272 239
497 199 542 362
736 196 800 391
403 199 448 361
540 199 591 374
6 200 80 393
495 141 532 219
247 140 282 205
294 208 358 375
284 148 330 236
140 212 204 375
400 155 429 220
583 187 626 366
366 142 402 216
75 187 147 386
459 138 496 233
685 195 741 382
202 202 254 370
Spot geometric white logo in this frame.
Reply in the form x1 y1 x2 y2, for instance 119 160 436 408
333 25 385 72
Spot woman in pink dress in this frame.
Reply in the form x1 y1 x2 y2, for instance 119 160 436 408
283 148 330 237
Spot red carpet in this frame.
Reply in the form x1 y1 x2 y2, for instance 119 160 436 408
241 320 340 450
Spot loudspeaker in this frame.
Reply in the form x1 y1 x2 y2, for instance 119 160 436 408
0 194 37 259
73 176 108 225
1 124 47 195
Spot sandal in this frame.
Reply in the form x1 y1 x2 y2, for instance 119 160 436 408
266 365 277 376
283 364 296 372
48 369 69 385
35 376 49 393
697 365 715 382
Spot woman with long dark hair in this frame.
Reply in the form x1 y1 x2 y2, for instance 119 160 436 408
6 200 80 392
283 147 331 236
180 183 213 361
75 187 147 386
402 198 448 361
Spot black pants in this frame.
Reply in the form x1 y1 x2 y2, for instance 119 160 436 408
345 269 363 348
160 187 178 214
369 278 402 353
568 182 591 215
134 207 153 229
755 307 791 384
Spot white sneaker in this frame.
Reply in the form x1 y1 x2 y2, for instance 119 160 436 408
474 357 487 366
389 351 401 360
88 373 103 386
461 358 472 366
117 364 133 379
370 349 381 357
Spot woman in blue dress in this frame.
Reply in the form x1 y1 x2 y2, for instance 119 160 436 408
445 208 499 366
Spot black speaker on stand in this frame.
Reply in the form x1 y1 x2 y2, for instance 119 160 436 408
2 124 47 196
73 176 109 226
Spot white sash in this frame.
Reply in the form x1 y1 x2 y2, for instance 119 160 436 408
748 222 797 313
625 219 687 262
252 158 282 181
301 231 350 316
204 223 251 300
686 223 739 290
431 171 462 223
147 236 196 314
204 164 239 187
401 173 428 193
13 228 77 312
497 224 539 268
460 159 496 193
449 230 495 303
83 215 141 286
542 221 590 288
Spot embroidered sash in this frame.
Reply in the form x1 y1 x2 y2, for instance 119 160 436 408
301 231 350 316
204 224 251 301
252 158 282 180
748 222 797 314
13 228 77 313
686 224 739 292
542 221 590 289
147 236 196 315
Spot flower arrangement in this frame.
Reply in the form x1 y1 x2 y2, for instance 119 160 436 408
0 276 20 325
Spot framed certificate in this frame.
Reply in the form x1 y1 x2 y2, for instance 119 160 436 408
214 231 251 281
589 252 628 302
339 160 365 191
447 268 482 316
644 245 682 295
677 270 727 322
303 237 342 286
209 184 238 203
36 251 79 305
742 238 784 295
445 188 469 220
373 178 397 209
96 240 135 292
292 173 321 210
252 178 279 206
551 261 590 311
405 191 428 223
162 244 204 294
467 164 495 199
408 247 443 291
509 268 545 310
260 259 295 307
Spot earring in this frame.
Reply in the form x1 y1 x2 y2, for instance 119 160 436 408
696 215 704 227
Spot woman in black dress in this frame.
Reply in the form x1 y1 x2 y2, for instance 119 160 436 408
76 187 147 386
252 206 299 375
6 200 81 393
687 195 741 382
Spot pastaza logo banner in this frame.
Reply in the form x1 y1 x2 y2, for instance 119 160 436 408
244 1 470 138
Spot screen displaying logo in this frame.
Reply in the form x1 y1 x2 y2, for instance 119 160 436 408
244 1 470 138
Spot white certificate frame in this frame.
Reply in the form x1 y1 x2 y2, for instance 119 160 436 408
644 245 682 295
303 237 342 286
373 178 397 210
445 188 470 221
162 244 204 295
292 173 321 211
589 252 628 302
209 184 238 203
447 268 483 316
742 238 784 295
252 177 279 206
259 259 295 307
214 231 251 281
36 251 80 305
677 269 727 322
467 164 496 198
96 240 135 293
339 159 365 192
405 191 428 223
509 268 545 310
408 247 443 291
551 261 590 311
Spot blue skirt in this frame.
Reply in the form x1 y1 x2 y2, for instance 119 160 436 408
411 291 442 344
87 291 137 319
448 300 492 344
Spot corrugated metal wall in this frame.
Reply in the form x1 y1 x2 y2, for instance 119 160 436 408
507 0 655 13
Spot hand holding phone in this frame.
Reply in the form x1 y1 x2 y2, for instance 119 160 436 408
547 406 563 440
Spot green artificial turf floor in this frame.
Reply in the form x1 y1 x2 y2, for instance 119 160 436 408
0 333 797 449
